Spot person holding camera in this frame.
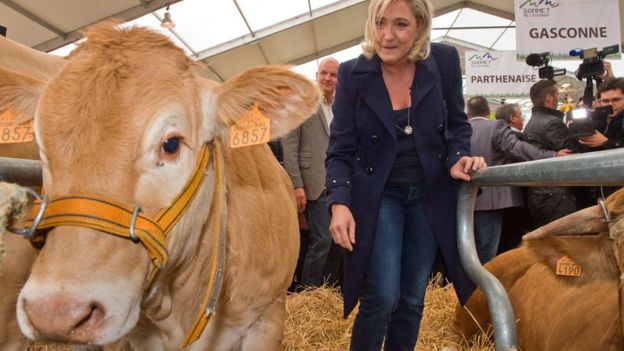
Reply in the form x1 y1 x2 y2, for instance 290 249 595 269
523 79 577 228
575 77 624 202
578 77 624 150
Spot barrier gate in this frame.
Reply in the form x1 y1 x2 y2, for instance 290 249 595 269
458 148 624 351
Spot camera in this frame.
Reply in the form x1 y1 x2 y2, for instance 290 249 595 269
525 52 566 79
568 104 613 138
570 45 619 80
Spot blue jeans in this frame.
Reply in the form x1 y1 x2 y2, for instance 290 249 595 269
300 193 334 287
350 184 438 351
473 210 503 264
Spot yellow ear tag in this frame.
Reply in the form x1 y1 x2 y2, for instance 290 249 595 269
0 110 34 144
555 255 582 277
229 105 271 148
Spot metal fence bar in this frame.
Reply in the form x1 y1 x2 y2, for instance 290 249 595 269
0 157 42 187
458 148 624 351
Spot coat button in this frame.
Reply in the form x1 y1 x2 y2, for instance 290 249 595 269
371 135 380 144
366 167 374 175
437 123 445 133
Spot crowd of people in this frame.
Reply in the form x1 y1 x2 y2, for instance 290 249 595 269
266 0 624 349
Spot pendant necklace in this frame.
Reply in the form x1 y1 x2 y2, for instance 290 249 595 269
395 106 413 135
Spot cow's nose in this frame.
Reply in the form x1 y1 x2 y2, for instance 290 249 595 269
23 293 105 343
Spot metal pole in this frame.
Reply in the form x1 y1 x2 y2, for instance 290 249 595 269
458 148 624 351
0 157 42 187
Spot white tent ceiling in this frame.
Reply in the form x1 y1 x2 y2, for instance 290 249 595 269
1 0 623 84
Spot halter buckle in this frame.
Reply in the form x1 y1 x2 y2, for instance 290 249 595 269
8 189 48 240
129 206 143 243
598 198 616 224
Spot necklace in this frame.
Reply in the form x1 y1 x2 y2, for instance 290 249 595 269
395 107 413 135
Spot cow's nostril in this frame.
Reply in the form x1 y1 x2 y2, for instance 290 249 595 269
72 302 105 336
24 295 106 343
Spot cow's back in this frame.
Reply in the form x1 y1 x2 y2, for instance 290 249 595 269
446 235 623 351
510 262 621 350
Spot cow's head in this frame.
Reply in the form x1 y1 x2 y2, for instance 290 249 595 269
0 22 318 344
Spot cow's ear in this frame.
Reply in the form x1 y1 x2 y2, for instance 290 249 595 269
202 65 319 142
0 67 47 123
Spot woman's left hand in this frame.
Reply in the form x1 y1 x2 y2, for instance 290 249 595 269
450 156 486 181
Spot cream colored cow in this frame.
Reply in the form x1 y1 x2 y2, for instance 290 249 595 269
0 35 66 350
0 22 318 350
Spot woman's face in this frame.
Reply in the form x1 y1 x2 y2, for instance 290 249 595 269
373 0 420 66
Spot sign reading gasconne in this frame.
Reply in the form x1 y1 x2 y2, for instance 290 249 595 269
515 0 621 60
465 50 539 97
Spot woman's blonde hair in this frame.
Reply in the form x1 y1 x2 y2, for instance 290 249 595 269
362 0 433 62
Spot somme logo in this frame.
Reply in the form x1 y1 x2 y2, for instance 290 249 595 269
468 52 498 67
519 0 559 17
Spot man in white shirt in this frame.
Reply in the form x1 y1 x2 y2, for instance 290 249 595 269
282 57 341 287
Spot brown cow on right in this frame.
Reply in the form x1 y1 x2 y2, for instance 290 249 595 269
443 189 624 351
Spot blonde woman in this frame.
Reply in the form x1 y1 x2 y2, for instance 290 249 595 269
325 0 485 349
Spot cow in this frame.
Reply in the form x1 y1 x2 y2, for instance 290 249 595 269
442 189 624 351
0 36 66 350
0 21 319 350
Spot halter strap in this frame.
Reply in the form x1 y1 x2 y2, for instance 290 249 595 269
19 141 227 346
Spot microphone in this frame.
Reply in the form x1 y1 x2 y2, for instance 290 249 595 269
569 48 583 57
525 53 544 67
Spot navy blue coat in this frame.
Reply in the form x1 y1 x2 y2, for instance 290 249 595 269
325 43 475 317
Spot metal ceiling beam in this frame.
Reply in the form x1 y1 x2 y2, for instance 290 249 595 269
152 12 198 57
195 0 367 61
0 0 65 37
287 36 364 66
31 0 184 53
434 1 514 21
307 0 320 67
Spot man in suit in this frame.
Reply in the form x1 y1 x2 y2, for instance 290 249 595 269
282 57 341 287
495 103 524 137
467 96 571 263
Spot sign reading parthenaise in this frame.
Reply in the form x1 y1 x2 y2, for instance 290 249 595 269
465 50 539 97
515 0 621 60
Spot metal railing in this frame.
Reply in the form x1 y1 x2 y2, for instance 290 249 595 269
458 148 624 351
0 157 42 186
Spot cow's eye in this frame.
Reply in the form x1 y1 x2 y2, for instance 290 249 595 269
162 137 181 155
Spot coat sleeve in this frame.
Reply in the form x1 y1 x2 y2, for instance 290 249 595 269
493 120 556 161
543 119 574 151
325 63 356 208
439 46 472 169
281 125 304 188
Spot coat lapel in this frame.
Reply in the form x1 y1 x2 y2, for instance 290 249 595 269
351 54 442 139
352 56 397 140
318 106 330 136
410 55 441 136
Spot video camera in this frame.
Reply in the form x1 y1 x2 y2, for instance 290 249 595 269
525 52 566 79
567 44 620 139
568 104 613 138
570 45 619 80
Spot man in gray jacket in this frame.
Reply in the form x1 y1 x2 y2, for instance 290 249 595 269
282 57 341 287
467 96 571 263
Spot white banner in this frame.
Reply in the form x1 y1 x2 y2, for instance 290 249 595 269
515 0 621 60
465 50 539 97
